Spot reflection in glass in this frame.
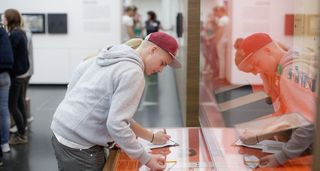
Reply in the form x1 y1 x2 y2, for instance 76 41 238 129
199 0 319 170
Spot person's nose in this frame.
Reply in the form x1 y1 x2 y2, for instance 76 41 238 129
252 70 258 75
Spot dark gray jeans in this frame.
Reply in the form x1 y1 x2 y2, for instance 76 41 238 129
51 135 105 171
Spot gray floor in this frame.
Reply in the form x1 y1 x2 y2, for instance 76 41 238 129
1 67 183 171
135 68 182 127
215 85 275 127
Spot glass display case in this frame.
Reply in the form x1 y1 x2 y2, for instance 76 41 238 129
199 0 319 170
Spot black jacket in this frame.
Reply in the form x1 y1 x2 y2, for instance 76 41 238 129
0 26 14 73
145 20 160 35
9 28 29 77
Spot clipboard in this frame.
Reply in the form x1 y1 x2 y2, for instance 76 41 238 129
235 112 311 136
138 138 179 149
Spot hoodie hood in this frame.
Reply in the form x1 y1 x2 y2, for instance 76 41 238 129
96 44 144 70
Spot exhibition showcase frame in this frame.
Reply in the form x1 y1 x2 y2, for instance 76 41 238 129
21 13 46 33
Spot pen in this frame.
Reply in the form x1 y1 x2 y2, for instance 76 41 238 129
168 139 179 146
166 160 177 163
163 128 167 134
244 161 259 163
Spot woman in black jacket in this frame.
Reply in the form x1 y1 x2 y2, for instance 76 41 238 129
3 8 29 145
145 11 162 36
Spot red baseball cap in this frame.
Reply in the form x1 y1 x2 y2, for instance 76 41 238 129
145 32 181 68
237 33 272 71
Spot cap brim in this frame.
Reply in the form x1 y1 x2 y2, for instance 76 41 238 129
168 52 181 68
169 58 181 68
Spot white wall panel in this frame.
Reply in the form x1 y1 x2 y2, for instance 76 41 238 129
1 0 122 84
32 49 70 83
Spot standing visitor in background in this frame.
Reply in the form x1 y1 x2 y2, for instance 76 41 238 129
145 11 162 36
121 6 136 42
200 7 219 77
0 22 14 154
14 18 34 134
3 8 29 145
22 19 34 123
132 6 144 38
215 5 229 79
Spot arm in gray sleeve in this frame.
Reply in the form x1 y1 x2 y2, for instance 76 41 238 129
275 124 314 165
107 69 150 164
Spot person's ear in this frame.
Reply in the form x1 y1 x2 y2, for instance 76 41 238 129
264 47 278 62
150 46 157 54
263 47 271 55
263 47 278 67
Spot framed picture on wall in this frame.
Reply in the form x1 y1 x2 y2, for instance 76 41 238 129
306 14 320 36
293 14 306 36
21 13 46 34
47 13 68 34
284 14 294 36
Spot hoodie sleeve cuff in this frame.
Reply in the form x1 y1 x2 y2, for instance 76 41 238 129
275 151 289 165
138 150 151 165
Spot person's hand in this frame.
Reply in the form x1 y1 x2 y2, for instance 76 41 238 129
152 131 171 145
239 129 258 145
259 154 280 168
145 154 166 170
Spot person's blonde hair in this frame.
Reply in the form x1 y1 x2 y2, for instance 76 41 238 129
83 38 143 61
124 38 143 49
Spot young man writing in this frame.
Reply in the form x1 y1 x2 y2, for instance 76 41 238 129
51 32 181 170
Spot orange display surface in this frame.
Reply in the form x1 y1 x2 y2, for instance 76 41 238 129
202 128 312 171
106 128 311 170
111 128 213 171
114 152 140 171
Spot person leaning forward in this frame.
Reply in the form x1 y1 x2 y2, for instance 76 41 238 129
234 33 316 168
50 32 181 171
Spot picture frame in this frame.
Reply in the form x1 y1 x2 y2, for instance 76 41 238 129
284 14 294 36
21 13 46 34
306 14 320 36
47 13 68 34
293 14 306 36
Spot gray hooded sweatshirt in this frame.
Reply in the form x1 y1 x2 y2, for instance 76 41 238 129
51 44 151 164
